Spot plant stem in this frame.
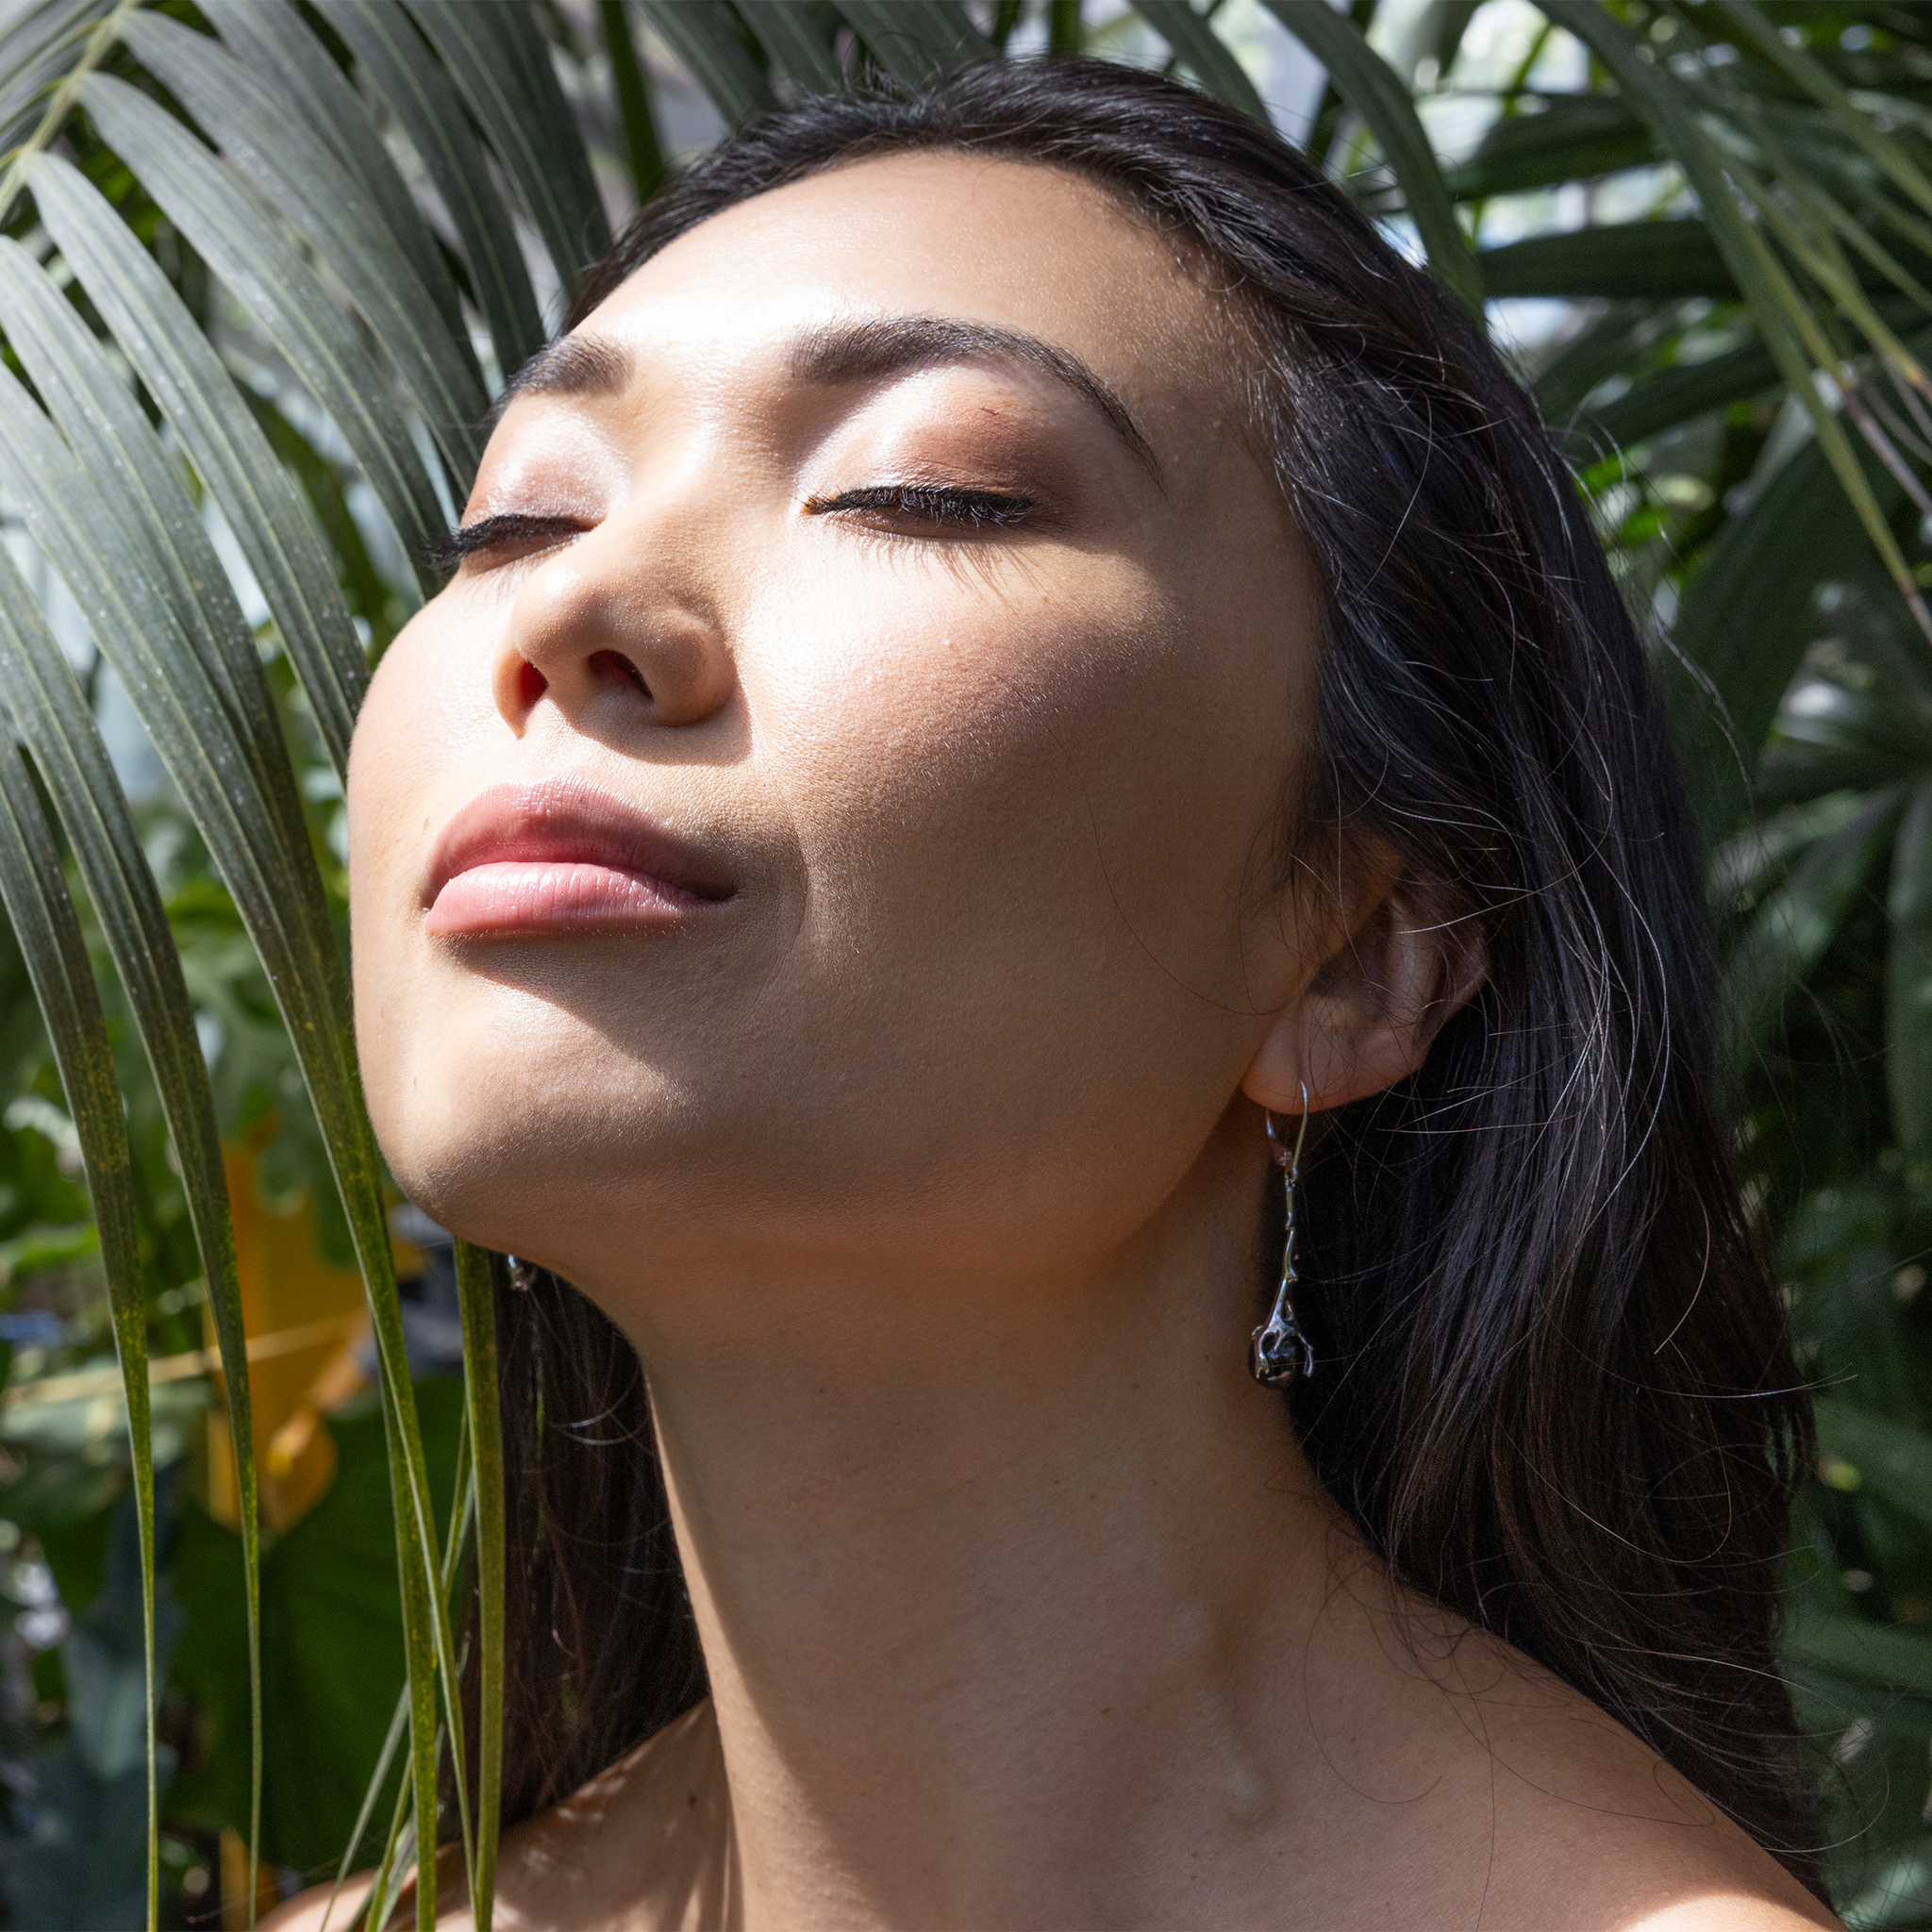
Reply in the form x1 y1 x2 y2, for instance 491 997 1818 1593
0 0 144 230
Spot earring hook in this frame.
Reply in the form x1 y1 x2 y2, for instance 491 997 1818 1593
1263 1080 1311 1179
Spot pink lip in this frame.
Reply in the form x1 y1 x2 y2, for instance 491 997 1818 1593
423 779 734 938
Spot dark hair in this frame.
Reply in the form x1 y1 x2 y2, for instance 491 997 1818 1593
464 57 1821 1894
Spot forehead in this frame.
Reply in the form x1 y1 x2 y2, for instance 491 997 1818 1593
568 151 1238 429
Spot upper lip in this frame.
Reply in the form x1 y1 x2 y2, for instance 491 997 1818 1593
424 778 736 908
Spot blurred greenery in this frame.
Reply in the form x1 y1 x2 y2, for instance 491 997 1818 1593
5 0 1932 1924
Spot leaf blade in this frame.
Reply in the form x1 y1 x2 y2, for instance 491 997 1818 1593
0 536 261 1926
1136 0 1270 125
25 151 369 776
632 0 773 129
310 0 547 378
1260 0 1483 310
118 9 485 483
78 71 446 582
195 0 468 345
0 732 156 1925
406 0 612 300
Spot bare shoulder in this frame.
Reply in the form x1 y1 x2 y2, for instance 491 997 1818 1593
1424 1623 1841 1932
261 1702 729 1932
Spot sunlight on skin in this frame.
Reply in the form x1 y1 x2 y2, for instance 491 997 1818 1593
261 154 1839 1931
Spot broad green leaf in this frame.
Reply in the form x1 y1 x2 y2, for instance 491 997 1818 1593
1260 0 1483 311
1710 790 1874 910
310 0 547 378
331 1688 410 1921
834 0 991 79
736 0 842 94
1441 93 1654 201
1724 785 1905 1049
0 737 155 1926
1671 435 1907 842
26 149 367 779
194 0 467 346
1532 301 1651 428
1585 337 1780 450
0 543 262 1924
1788 1611 1932 1707
78 71 446 581
0 355 452 1932
1817 1397 1932 1531
1838 1842 1932 1932
634 0 774 129
1135 0 1270 125
1481 220 1734 301
406 0 612 298
170 1382 464 1876
119 9 485 484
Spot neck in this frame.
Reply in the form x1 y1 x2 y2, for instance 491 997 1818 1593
602 1108 1391 1928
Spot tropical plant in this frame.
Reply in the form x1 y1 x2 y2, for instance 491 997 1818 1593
3 0 1932 1925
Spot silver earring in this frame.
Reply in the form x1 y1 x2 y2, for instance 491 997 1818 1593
1251 1086 1315 1388
507 1254 541 1292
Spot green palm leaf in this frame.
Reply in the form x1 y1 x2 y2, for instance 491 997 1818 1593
407 0 611 296
194 0 469 345
834 0 991 79
27 150 368 777
635 0 774 128
0 723 155 1924
0 436 263 1932
78 70 448 577
0 308 456 1931
310 0 547 375
118 10 485 480
1134 0 1269 125
0 1 107 152
736 0 843 93
1259 0 1483 311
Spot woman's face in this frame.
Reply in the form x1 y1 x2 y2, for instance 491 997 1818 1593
348 153 1324 1301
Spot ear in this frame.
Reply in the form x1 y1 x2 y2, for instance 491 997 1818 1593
1241 867 1486 1116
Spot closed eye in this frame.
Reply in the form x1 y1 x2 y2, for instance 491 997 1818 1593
805 485 1035 530
421 512 586 574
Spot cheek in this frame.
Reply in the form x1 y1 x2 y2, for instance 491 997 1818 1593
727 555 1286 1200
346 608 504 1131
754 552 1289 1013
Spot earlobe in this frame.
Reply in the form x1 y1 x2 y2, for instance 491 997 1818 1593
1240 883 1486 1116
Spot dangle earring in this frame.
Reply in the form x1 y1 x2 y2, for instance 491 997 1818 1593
506 1254 541 1292
1250 1086 1316 1388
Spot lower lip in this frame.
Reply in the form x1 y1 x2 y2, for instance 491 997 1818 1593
424 861 717 938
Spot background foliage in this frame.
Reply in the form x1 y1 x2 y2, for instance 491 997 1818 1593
3 0 1932 1924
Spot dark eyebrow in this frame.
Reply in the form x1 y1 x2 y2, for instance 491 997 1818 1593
489 335 635 427
789 315 1161 479
487 317 1160 480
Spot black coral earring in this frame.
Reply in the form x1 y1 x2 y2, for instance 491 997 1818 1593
1250 1087 1315 1388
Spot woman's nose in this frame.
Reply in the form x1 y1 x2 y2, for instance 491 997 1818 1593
491 512 736 736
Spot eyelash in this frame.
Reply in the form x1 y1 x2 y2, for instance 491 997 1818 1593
806 485 1035 529
424 484 1037 575
419 513 583 575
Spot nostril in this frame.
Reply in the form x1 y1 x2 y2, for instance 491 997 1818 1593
589 649 653 700
517 660 548 709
